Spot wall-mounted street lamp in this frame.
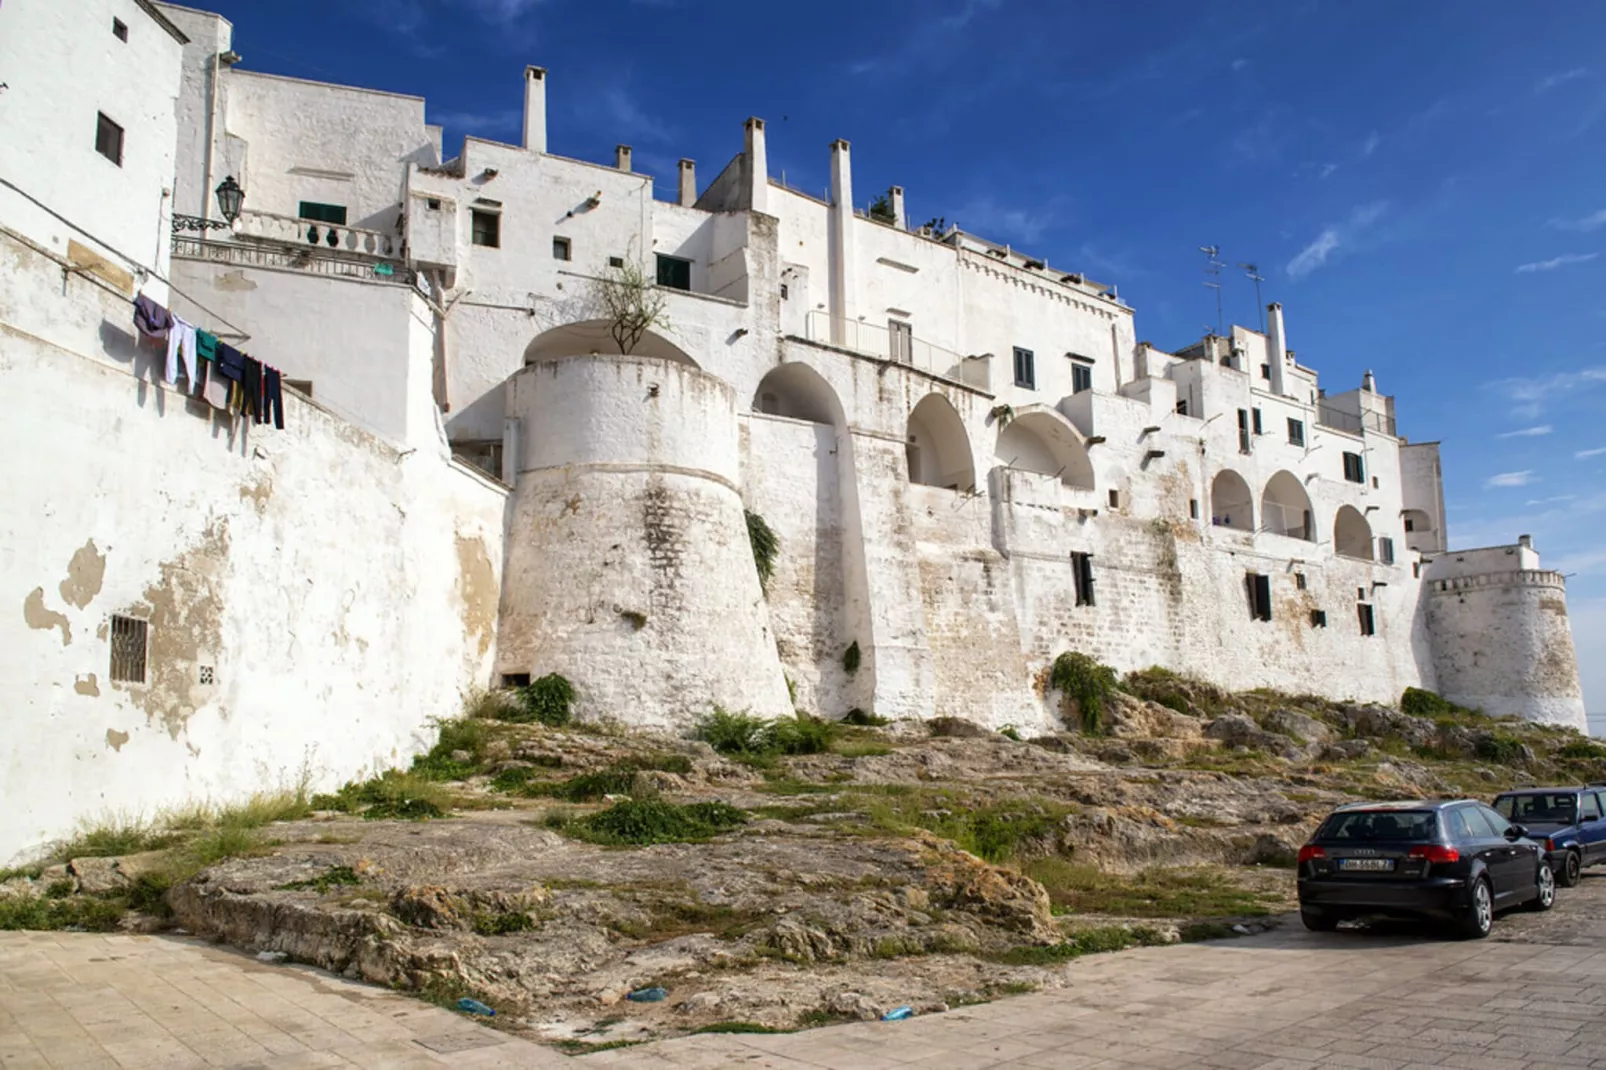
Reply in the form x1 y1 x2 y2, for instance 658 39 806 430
172 176 245 233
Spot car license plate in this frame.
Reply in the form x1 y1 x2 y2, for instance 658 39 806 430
1339 858 1394 872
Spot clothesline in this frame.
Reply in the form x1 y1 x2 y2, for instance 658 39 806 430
133 293 285 430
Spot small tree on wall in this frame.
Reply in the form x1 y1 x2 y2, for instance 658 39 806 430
592 258 671 355
868 189 897 224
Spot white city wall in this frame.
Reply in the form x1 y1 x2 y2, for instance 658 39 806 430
0 228 506 863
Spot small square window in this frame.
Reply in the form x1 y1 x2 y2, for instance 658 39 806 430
656 253 692 291
1310 609 1327 628
1287 418 1305 447
1189 499 1199 519
1071 360 1093 394
1379 537 1395 565
471 210 500 248
95 112 124 167
1357 603 1376 637
1107 489 1120 509
1404 517 1416 532
501 673 531 689
1175 399 1189 416
1295 572 1307 590
553 236 571 261
608 255 625 268
1013 346 1036 389
1342 451 1365 484
198 665 215 686
1260 363 1271 380
1356 587 1366 601
112 17 128 40
426 197 441 210
780 283 790 299
109 614 147 683
1372 475 1380 489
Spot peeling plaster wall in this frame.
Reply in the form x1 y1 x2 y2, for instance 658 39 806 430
0 229 506 862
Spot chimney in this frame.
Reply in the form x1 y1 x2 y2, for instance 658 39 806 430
678 159 696 207
828 138 857 346
522 66 547 153
1362 369 1377 393
1518 534 1533 549
889 185 907 230
1265 302 1288 397
743 117 768 214
615 145 632 173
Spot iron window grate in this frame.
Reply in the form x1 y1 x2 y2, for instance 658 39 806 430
110 615 148 683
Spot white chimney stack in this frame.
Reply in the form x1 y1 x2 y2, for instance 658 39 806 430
522 66 547 153
889 185 907 230
1265 302 1288 397
743 117 768 215
615 145 632 173
828 138 857 346
678 159 696 207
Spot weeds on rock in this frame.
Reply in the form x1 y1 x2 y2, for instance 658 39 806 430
1049 652 1118 734
278 865 362 894
515 673 576 727
745 509 779 591
0 894 127 932
990 925 1168 966
1023 860 1278 918
695 1022 791 1035
312 770 450 820
411 718 494 781
694 709 838 762
470 910 538 936
556 799 748 846
462 687 524 722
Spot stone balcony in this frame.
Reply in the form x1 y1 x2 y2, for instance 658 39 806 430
233 210 399 259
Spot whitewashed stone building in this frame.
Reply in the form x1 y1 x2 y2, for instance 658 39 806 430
0 0 1586 857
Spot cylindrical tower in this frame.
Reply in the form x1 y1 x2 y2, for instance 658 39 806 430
498 354 791 727
1426 567 1587 731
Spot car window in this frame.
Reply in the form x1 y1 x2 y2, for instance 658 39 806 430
1319 810 1438 841
1477 804 1515 836
1460 807 1501 839
1500 793 1577 822
1444 808 1476 842
1582 794 1602 821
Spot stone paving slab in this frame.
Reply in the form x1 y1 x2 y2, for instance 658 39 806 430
9 881 1606 1069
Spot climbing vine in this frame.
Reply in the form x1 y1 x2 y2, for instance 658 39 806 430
1048 652 1118 735
745 509 779 591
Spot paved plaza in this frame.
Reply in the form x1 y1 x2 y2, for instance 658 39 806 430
5 876 1606 1069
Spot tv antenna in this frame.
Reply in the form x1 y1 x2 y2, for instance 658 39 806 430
1239 262 1265 332
1200 246 1224 336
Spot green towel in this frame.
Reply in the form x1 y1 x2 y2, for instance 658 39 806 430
195 329 218 362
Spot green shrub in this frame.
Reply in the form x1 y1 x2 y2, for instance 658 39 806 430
519 674 576 727
770 715 836 756
567 799 748 846
471 910 538 936
1560 739 1606 760
696 707 774 757
841 707 888 727
1400 687 1453 718
842 641 861 675
999 725 1022 742
746 510 780 590
315 770 450 820
412 718 494 781
1049 652 1119 734
1474 733 1525 765
0 894 127 932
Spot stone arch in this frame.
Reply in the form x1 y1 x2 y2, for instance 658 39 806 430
1261 470 1314 541
994 406 1095 489
1334 504 1374 560
1209 469 1254 531
523 319 696 367
751 362 843 425
907 394 975 491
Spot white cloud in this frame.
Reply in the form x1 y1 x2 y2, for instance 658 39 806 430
1361 131 1380 157
1578 446 1606 459
427 108 522 134
1516 252 1598 273
1496 424 1554 439
1486 470 1537 488
1286 202 1388 278
1535 67 1588 95
1317 162 1338 179
1231 58 1249 72
459 0 545 21
1526 494 1577 506
953 195 1061 245
1491 365 1606 419
1552 209 1606 232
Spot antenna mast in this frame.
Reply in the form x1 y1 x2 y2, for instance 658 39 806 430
1239 262 1265 332
1200 245 1224 336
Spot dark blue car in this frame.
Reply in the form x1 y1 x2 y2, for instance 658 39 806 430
1493 787 1606 887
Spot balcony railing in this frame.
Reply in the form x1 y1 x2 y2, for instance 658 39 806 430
1261 500 1314 541
1317 401 1396 437
233 210 400 259
801 310 990 390
172 237 415 285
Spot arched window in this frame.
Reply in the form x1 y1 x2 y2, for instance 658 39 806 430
994 408 1095 489
750 363 841 425
1210 470 1254 531
1334 505 1374 560
1261 470 1314 541
907 394 975 491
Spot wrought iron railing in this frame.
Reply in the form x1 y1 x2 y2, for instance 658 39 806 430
1316 401 1396 437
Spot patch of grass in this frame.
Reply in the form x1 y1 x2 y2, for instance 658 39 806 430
1474 733 1525 764
553 1039 646 1054
990 924 1168 966
411 717 495 781
188 825 264 866
561 799 748 846
1024 860 1277 918
0 894 127 932
798 1008 858 1029
993 981 1038 996
857 791 1070 863
52 820 183 861
1560 739 1606 760
694 709 837 761
313 770 451 821
500 754 694 802
754 779 840 796
470 911 538 936
463 687 524 722
695 1021 791 1035
1049 652 1118 734
1179 921 1239 942
833 741 892 759
278 865 361 894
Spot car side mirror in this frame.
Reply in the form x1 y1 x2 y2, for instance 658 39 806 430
1506 825 1527 841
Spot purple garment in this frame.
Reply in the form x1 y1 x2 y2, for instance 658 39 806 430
133 295 172 340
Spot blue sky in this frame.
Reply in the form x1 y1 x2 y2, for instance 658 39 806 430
205 0 1606 715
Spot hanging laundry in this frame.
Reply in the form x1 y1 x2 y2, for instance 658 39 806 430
195 329 219 364
202 358 230 410
242 356 263 423
164 316 198 387
262 366 285 430
133 295 172 340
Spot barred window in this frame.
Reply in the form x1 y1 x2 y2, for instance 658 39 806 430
109 615 148 683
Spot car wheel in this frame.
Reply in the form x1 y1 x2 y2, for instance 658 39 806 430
1559 850 1582 888
1300 908 1339 933
1453 878 1494 939
1528 862 1557 911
